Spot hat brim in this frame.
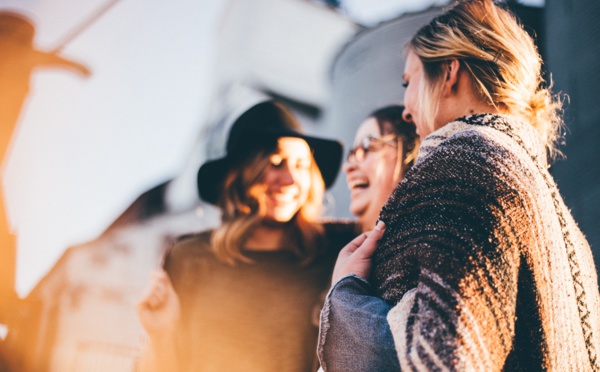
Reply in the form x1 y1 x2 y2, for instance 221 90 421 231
197 157 233 205
197 129 343 205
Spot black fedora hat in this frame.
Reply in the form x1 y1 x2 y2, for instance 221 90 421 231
197 100 343 204
0 11 90 76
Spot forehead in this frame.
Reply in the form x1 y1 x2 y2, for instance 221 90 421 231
354 118 381 144
275 137 311 157
404 50 422 74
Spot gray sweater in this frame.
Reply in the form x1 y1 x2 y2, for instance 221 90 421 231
375 114 600 371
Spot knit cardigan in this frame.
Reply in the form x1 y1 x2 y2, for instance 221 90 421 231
373 114 600 371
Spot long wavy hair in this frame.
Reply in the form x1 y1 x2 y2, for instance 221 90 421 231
408 0 564 159
210 142 325 266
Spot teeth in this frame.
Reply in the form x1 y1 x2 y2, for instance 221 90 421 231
348 179 369 189
270 193 296 202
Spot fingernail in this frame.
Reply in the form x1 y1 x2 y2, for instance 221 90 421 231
375 220 386 230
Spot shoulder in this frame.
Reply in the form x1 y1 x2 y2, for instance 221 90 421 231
175 229 212 246
173 230 212 251
417 114 540 170
421 124 504 165
381 116 534 227
164 231 217 297
412 123 525 191
164 230 214 269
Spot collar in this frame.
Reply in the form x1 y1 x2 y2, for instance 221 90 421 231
417 114 547 168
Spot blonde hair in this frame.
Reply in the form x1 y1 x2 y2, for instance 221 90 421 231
211 144 325 266
408 0 564 158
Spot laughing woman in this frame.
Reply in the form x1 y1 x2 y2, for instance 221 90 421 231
136 101 358 372
322 105 419 371
344 105 419 233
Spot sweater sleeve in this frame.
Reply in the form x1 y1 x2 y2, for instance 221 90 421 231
374 132 525 371
317 275 399 372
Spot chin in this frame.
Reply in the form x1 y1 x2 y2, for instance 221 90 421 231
349 197 370 216
265 201 300 220
269 210 299 224
349 207 366 222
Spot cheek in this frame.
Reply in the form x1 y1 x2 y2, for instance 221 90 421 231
359 155 376 174
260 170 274 188
372 156 398 189
248 184 266 205
297 172 312 197
406 86 418 110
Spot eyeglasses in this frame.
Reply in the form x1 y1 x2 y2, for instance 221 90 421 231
346 134 398 163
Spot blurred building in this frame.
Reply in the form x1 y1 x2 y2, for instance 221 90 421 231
11 0 358 370
545 0 600 271
9 0 599 370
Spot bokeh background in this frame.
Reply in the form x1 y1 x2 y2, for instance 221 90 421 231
1 0 598 370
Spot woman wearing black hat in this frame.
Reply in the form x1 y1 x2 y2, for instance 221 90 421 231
136 100 359 372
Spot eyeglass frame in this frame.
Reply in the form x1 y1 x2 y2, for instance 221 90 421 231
346 133 399 163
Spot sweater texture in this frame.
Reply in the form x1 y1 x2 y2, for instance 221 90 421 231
374 114 600 371
164 221 359 372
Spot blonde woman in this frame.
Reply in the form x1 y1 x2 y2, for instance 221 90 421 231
137 101 359 371
319 1 600 371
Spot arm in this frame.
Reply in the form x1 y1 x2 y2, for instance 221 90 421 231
135 270 181 372
318 275 400 372
318 223 400 371
375 133 523 370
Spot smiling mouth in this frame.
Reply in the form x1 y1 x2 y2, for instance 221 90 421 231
269 193 297 204
348 179 369 190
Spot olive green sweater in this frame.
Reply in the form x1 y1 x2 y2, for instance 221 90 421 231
164 221 358 372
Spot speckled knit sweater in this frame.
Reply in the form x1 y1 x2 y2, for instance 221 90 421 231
373 114 600 371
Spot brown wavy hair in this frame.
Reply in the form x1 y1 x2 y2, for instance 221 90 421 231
210 143 325 266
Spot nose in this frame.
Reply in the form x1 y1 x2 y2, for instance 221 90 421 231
343 158 358 174
277 164 295 186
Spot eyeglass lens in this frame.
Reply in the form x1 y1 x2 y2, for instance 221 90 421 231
347 135 397 162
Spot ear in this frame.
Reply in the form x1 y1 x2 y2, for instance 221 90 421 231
442 59 460 96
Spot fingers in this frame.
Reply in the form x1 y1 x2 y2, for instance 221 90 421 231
340 232 370 255
354 220 386 259
331 221 387 285
138 270 173 311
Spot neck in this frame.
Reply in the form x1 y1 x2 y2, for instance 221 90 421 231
244 222 289 251
359 211 378 233
436 100 501 132
436 66 502 131
463 100 501 117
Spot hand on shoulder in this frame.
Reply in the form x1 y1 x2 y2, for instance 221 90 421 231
331 221 386 285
